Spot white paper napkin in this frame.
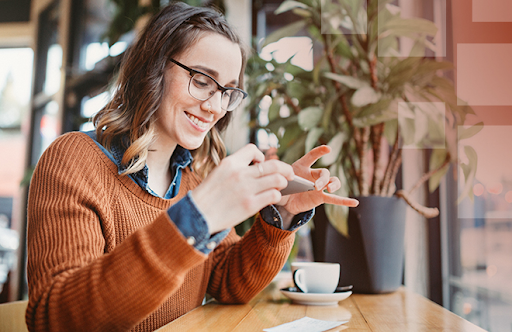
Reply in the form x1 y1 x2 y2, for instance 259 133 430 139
263 316 348 332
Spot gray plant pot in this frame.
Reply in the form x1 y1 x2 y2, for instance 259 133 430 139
314 196 407 294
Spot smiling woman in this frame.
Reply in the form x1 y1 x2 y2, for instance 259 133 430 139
25 3 358 332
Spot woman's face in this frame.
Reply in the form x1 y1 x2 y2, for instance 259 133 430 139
155 32 243 151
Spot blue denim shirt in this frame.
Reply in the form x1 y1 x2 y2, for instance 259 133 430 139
84 130 313 254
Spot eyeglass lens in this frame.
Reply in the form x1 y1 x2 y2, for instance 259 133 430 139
189 73 244 111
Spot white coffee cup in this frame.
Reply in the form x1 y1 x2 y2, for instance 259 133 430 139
291 262 340 293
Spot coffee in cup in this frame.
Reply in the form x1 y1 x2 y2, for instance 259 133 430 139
291 262 340 293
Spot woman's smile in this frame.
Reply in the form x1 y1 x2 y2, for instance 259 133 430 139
185 111 210 131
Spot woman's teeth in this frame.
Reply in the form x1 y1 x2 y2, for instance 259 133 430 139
187 113 208 129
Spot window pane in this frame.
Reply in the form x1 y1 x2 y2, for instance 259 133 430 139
0 47 33 296
450 125 512 331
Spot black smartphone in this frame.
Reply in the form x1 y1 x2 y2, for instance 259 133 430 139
280 176 315 196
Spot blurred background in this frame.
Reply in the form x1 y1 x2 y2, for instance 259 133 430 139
0 0 511 331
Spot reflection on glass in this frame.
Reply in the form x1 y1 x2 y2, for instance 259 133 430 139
43 44 62 96
256 128 278 151
85 42 110 71
0 48 33 129
40 101 59 153
110 41 127 57
454 125 512 331
259 37 313 71
79 91 110 132
83 41 128 71
81 91 109 118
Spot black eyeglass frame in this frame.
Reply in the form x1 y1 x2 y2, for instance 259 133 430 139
169 58 248 111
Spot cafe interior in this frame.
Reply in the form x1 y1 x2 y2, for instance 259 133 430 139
0 0 511 331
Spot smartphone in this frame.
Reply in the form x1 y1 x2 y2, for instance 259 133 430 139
280 176 315 196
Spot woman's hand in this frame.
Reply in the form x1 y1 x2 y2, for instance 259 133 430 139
191 144 294 234
276 145 359 228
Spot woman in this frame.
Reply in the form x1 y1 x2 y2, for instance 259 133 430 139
25 3 358 331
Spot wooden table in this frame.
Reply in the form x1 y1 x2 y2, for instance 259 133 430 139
156 286 487 332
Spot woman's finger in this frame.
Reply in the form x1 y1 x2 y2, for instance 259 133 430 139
326 177 341 193
254 174 289 193
294 145 331 168
254 160 294 180
252 189 283 209
322 193 359 207
231 143 265 166
309 168 330 190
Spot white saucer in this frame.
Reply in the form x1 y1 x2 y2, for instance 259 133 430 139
280 287 352 306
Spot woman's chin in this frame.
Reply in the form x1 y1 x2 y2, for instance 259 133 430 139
180 136 207 151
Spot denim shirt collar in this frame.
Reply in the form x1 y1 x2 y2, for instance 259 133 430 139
114 143 192 199
86 130 193 199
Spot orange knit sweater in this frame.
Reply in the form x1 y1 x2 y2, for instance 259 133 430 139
26 132 295 332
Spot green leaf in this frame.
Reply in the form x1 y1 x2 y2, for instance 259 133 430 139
275 0 310 15
292 8 312 18
282 134 307 164
414 59 453 77
429 164 449 193
408 36 428 57
384 119 398 146
305 127 324 152
324 163 350 238
262 20 307 48
324 72 369 90
277 122 302 150
428 149 449 192
398 100 415 118
458 122 484 141
321 96 336 131
381 17 438 38
320 132 345 166
352 99 397 127
399 116 415 146
268 99 281 122
312 55 326 85
457 145 478 204
334 36 354 60
413 107 429 147
298 106 323 130
351 86 382 107
354 98 392 118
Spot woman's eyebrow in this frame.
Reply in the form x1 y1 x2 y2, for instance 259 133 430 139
194 65 239 86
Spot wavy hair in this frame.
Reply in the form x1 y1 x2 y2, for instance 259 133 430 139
93 2 247 178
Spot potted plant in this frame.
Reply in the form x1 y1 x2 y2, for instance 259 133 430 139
245 0 481 293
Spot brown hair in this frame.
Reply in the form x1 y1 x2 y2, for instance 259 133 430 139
93 2 247 178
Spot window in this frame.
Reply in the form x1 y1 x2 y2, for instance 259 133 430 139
0 47 34 300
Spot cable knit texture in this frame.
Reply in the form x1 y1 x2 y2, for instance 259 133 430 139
26 132 295 332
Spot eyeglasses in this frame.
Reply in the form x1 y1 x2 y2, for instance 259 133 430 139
170 59 248 112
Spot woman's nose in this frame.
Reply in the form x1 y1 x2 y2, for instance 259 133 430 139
203 90 223 114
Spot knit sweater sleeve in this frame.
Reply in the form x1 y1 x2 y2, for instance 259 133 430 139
25 133 207 332
206 215 296 304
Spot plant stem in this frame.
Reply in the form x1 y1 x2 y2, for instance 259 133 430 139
370 123 385 195
369 54 378 90
360 127 371 195
381 127 400 195
368 53 384 195
408 152 451 195
387 151 402 196
395 190 440 218
343 142 358 194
